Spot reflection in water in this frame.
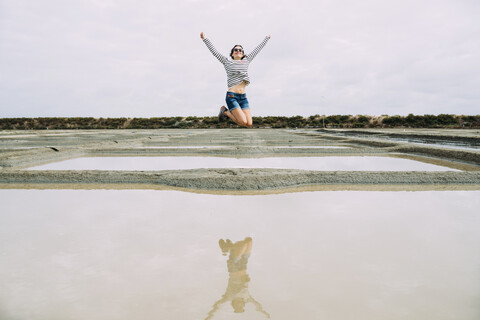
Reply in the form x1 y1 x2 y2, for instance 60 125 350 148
206 237 270 319
1 190 480 319
27 155 460 171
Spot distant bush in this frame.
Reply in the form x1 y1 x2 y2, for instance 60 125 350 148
0 114 478 130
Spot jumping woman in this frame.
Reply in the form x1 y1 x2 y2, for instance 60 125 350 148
200 32 270 127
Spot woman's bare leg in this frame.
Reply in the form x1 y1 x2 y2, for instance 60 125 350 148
224 109 238 123
224 108 249 127
242 109 253 127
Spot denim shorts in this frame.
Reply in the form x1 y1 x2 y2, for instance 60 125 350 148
225 92 250 111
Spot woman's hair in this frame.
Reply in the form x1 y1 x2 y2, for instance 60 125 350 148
232 299 246 313
230 45 245 60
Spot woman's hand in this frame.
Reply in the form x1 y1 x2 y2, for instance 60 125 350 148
200 32 205 39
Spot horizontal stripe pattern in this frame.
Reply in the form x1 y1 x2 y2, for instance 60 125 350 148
203 37 269 88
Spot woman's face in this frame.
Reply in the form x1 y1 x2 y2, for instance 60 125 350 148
233 46 244 60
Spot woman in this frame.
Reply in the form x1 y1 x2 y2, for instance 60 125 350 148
200 32 270 127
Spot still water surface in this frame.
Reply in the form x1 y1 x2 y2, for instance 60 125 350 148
0 190 479 320
28 156 458 171
138 146 350 149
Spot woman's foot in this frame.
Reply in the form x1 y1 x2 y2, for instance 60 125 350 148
218 106 228 122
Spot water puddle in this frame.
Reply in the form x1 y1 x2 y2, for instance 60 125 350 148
0 190 479 319
27 156 459 171
138 146 350 149
0 146 44 150
329 132 480 150
269 146 350 149
139 146 230 149
392 140 480 151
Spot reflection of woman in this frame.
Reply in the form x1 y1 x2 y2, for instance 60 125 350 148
205 237 270 319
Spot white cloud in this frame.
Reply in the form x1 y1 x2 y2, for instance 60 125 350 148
1 0 479 117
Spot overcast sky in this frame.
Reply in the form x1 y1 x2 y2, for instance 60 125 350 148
1 0 479 117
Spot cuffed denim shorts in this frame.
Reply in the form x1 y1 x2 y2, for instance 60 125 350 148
225 92 250 111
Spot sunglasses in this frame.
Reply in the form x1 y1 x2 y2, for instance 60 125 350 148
233 48 243 52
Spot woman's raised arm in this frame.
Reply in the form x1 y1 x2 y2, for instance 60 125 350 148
201 32 228 65
245 35 270 62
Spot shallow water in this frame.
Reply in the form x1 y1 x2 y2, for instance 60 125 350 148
331 132 480 150
0 190 479 320
268 146 350 149
392 140 480 151
28 156 458 171
0 146 43 149
387 137 480 150
138 146 350 149
140 146 230 149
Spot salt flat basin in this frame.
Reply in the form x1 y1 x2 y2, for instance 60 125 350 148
28 156 458 171
0 190 479 320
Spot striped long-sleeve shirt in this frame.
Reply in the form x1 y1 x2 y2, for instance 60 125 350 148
202 36 270 88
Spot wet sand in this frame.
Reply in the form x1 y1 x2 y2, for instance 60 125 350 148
1 129 479 192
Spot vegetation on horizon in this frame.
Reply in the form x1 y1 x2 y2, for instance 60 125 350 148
0 114 479 130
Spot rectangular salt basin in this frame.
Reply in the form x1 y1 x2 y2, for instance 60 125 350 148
0 190 479 320
28 156 458 171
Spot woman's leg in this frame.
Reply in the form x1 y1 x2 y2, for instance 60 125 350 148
237 94 252 128
242 109 253 127
225 108 249 127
